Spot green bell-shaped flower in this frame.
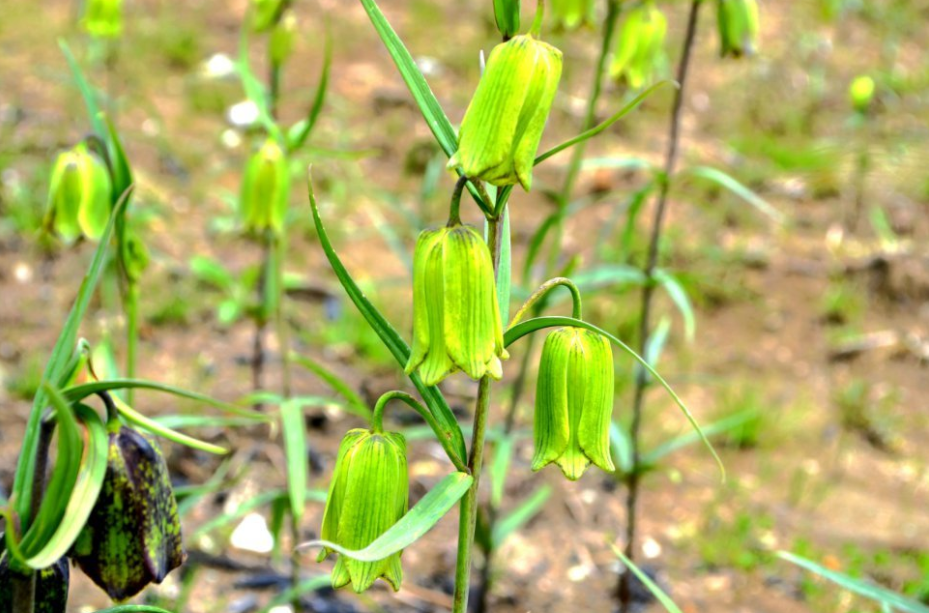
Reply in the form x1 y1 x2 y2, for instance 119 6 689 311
717 0 759 58
849 75 875 114
448 34 562 191
405 224 508 386
239 138 290 235
550 0 596 30
0 551 70 613
533 327 615 481
46 144 112 244
318 428 408 593
71 427 185 601
82 0 123 38
610 1 667 89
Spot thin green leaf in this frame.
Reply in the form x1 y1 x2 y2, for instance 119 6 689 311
300 472 472 561
653 270 695 341
643 317 672 373
611 545 684 613
686 165 783 223
616 182 653 261
258 575 332 613
24 403 108 568
190 255 236 291
522 213 560 284
535 81 676 166
281 400 308 522
777 551 929 613
571 264 647 293
609 422 634 476
641 408 759 466
110 393 229 455
489 435 514 509
11 190 130 524
504 316 724 480
95 607 175 613
287 29 332 153
493 485 552 546
307 171 467 462
59 40 106 139
154 415 261 430
63 378 268 422
496 207 512 327
236 25 281 141
356 0 491 216
103 114 133 200
290 353 371 418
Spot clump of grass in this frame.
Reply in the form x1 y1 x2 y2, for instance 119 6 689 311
833 378 902 453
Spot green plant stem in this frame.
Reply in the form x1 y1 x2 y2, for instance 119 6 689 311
125 279 138 405
509 277 583 327
251 236 271 412
452 210 501 613
618 1 702 610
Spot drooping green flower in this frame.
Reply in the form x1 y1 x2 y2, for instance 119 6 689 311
448 35 562 191
318 428 408 593
239 138 290 235
269 10 298 66
405 225 508 386
71 427 185 601
82 0 123 39
533 327 615 481
717 0 760 58
46 144 112 244
0 552 70 613
849 75 875 114
550 0 596 30
610 1 667 89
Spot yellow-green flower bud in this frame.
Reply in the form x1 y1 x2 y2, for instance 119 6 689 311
551 0 596 30
250 0 285 32
405 225 508 386
0 552 69 613
269 10 297 66
610 2 667 89
318 428 408 593
82 0 123 38
239 138 290 235
849 75 875 114
46 144 112 244
717 0 760 58
71 427 185 601
533 327 615 481
448 35 562 191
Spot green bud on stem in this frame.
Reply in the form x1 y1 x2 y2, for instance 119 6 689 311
239 138 290 235
533 327 615 481
448 35 563 191
318 428 408 593
406 224 508 386
717 0 760 58
82 0 124 39
849 75 875 115
493 0 521 39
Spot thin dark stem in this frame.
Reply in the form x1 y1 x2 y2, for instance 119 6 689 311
10 571 35 613
29 419 55 525
448 176 469 227
618 1 702 610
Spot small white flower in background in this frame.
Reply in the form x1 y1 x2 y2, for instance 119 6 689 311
227 100 260 128
230 512 274 554
202 53 236 79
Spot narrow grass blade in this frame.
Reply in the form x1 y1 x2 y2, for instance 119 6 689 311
307 171 467 462
290 352 371 418
493 485 552 546
686 165 783 223
299 472 472 561
504 316 724 480
611 545 684 613
110 394 228 455
24 403 108 568
496 208 512 327
59 40 106 139
11 191 130 523
489 435 514 508
653 269 695 341
257 575 332 613
535 80 676 166
777 551 929 613
95 607 175 613
287 29 332 152
281 399 308 522
642 409 758 466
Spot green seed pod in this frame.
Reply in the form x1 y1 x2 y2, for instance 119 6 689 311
318 428 408 593
448 35 562 191
405 225 508 386
71 427 185 602
533 327 615 481
550 0 596 30
269 10 298 66
46 144 112 244
849 75 875 114
239 138 290 235
0 551 70 613
250 0 285 32
82 0 123 39
609 1 667 89
717 0 760 58
493 0 521 39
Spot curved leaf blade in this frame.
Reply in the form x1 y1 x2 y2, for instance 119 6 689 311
611 545 684 613
281 399 308 522
300 472 472 562
686 165 783 223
